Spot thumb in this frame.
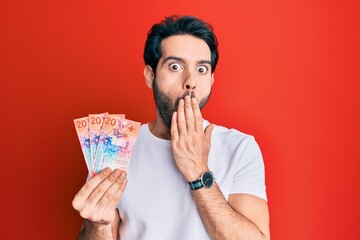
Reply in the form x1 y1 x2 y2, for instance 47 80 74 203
204 124 216 143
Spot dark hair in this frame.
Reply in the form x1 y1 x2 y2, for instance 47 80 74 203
144 15 219 75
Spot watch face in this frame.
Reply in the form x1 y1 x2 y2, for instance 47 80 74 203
201 171 214 188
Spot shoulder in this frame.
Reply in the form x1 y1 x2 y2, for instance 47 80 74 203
206 121 267 200
206 121 263 164
213 124 251 140
210 123 257 150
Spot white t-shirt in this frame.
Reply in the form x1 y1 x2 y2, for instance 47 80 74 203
118 121 267 239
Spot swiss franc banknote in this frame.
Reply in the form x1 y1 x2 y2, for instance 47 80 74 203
99 117 141 172
93 115 141 174
73 117 91 173
89 113 112 172
74 113 140 176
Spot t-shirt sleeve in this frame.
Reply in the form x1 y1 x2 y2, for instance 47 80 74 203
229 136 267 201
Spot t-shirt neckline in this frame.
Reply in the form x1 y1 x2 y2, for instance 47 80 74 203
144 123 172 147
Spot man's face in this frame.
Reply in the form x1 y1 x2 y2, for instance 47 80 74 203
152 34 214 128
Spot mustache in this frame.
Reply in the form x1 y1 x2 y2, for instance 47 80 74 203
174 91 196 109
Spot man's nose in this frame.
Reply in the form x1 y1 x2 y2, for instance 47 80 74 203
183 70 197 91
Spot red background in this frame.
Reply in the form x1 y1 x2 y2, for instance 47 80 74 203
1 0 359 239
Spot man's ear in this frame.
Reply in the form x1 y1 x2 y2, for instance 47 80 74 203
211 73 215 86
144 65 154 89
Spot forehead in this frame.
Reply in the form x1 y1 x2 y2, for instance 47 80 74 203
160 34 211 62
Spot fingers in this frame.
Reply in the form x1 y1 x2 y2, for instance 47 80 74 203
72 168 127 224
184 96 195 133
192 97 203 132
177 95 202 135
107 177 128 208
72 168 112 210
171 111 179 141
204 124 216 143
96 171 127 210
86 169 125 206
203 124 216 160
176 99 187 139
72 168 126 212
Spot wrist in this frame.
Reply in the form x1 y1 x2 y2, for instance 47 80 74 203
81 220 113 240
188 170 215 191
185 167 210 182
84 219 112 230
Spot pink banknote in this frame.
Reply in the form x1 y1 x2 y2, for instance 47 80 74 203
89 113 109 172
93 114 141 174
73 117 91 173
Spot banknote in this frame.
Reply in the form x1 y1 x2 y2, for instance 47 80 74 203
93 114 141 174
73 117 91 173
101 118 141 171
89 113 108 172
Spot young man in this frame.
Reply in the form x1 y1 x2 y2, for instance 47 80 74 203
73 15 270 240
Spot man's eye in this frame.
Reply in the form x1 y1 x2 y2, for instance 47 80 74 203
169 63 182 71
198 66 208 74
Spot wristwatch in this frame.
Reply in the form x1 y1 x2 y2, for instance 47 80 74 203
188 171 215 191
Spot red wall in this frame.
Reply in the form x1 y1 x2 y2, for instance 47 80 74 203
1 0 359 239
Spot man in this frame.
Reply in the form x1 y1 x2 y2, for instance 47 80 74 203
73 15 270 239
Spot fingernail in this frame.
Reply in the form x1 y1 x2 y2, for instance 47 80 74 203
113 169 121 177
120 171 127 178
103 168 111 175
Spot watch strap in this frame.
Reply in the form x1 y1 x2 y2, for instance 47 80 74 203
188 179 203 190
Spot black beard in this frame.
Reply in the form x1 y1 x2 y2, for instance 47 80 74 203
152 79 211 129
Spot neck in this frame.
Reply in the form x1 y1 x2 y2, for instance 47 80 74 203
148 112 171 140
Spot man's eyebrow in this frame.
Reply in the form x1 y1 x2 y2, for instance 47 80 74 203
161 56 211 65
198 60 212 65
162 56 184 65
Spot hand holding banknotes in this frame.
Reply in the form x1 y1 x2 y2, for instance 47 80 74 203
72 168 127 224
72 113 140 228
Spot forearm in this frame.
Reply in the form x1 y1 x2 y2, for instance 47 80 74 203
193 183 266 240
78 220 114 240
